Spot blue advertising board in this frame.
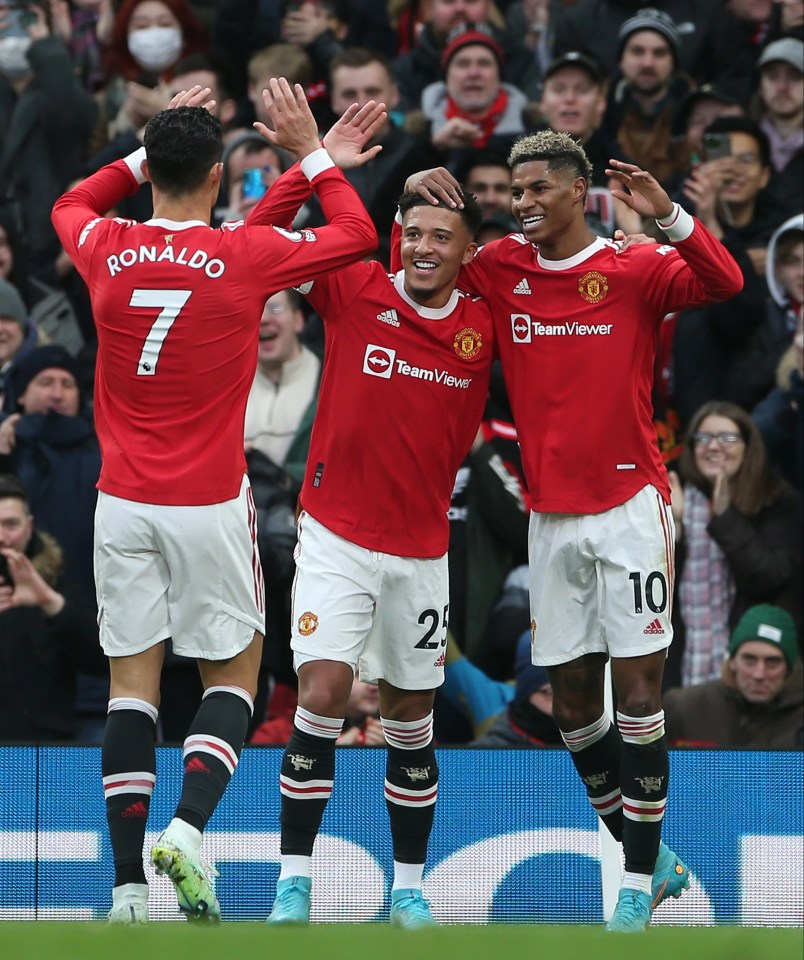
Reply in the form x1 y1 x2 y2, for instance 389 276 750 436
0 746 801 925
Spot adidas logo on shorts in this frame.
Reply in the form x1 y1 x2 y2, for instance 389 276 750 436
643 618 665 635
513 278 531 294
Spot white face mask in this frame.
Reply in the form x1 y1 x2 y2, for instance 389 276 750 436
127 26 182 74
0 36 32 81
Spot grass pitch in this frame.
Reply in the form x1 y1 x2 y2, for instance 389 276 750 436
0 922 802 960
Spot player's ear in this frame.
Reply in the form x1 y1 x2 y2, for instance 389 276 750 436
461 240 478 264
210 161 224 187
573 176 587 202
141 158 152 183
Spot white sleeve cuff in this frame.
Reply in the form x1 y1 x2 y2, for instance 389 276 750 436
656 203 695 242
123 147 148 184
300 148 335 182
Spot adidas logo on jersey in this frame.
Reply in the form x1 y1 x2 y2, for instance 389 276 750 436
513 278 531 294
377 308 400 327
643 618 665 635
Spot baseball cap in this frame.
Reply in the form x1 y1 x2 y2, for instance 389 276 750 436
11 344 81 402
756 38 804 74
440 23 505 73
544 51 604 84
0 279 28 329
618 8 681 63
514 630 550 703
677 83 742 128
728 604 799 670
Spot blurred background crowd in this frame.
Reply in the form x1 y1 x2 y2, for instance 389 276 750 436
0 0 801 750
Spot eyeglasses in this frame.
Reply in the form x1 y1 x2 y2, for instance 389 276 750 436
691 432 743 446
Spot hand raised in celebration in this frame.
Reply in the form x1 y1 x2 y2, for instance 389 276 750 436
322 100 387 169
253 78 321 161
606 159 674 221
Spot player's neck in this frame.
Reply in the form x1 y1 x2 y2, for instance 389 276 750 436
536 221 596 262
151 190 213 226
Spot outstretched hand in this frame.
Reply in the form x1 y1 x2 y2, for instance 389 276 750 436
606 159 674 220
253 78 321 161
322 101 387 169
167 84 217 113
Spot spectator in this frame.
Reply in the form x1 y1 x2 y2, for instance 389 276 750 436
667 400 803 688
471 631 562 747
0 279 38 412
411 24 528 168
674 83 745 169
664 604 803 748
0 473 106 741
392 0 530 111
92 0 208 152
754 37 803 212
504 0 560 98
672 116 790 423
603 9 694 187
215 132 287 225
753 297 803 497
0 344 101 601
553 0 747 91
246 43 318 129
538 51 642 235
245 288 321 690
455 149 515 225
279 0 349 85
0 0 98 286
723 0 777 102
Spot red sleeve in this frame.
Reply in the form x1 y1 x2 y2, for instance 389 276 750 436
244 166 378 291
659 215 744 307
51 159 141 267
246 163 314 230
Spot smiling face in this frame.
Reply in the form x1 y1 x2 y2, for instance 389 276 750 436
510 159 586 250
729 640 789 704
257 290 304 374
400 205 476 308
718 131 770 205
692 413 746 481
445 45 501 116
539 66 606 141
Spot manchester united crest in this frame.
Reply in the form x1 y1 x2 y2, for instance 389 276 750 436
578 271 609 303
298 611 319 636
453 327 483 360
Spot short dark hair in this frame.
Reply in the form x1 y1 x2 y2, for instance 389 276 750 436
397 190 484 239
455 149 510 183
508 130 593 183
143 107 224 196
330 46 394 83
0 473 29 509
703 116 772 169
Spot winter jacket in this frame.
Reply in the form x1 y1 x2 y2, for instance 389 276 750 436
664 660 804 749
0 530 105 741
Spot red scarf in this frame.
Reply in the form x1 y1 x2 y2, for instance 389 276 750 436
445 87 509 147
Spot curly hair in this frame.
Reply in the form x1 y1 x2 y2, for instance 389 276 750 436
508 130 593 183
143 106 223 195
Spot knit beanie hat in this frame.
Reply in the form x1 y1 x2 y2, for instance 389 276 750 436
0 279 28 329
618 8 681 66
11 344 81 402
728 604 799 670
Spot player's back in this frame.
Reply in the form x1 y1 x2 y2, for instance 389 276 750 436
88 217 269 506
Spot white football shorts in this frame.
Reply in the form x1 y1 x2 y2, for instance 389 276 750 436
290 511 448 690
527 484 675 666
95 475 265 659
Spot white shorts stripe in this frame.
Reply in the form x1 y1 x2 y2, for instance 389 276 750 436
184 734 238 775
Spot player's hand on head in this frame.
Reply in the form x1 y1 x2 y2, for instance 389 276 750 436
606 159 674 220
167 84 217 113
404 167 464 209
322 101 387 169
254 78 321 160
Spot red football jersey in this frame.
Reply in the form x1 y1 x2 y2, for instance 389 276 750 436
393 209 743 513
298 264 495 557
52 152 377 505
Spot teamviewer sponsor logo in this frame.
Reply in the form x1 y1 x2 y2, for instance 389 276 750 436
363 344 396 378
511 314 532 343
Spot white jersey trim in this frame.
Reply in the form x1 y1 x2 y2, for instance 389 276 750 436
537 235 608 271
145 217 209 230
392 270 460 319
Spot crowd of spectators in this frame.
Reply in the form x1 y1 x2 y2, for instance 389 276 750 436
0 0 800 748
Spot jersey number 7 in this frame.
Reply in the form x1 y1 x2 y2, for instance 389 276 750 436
131 288 192 376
